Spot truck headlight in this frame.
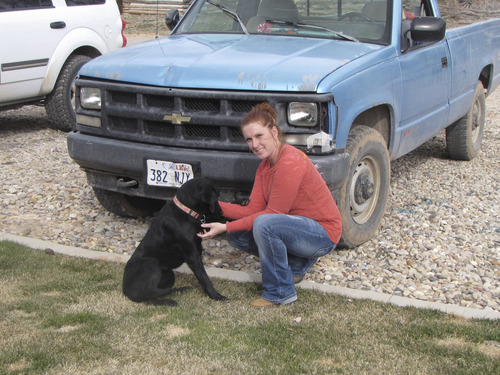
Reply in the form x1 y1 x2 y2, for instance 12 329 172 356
288 102 318 126
80 87 101 109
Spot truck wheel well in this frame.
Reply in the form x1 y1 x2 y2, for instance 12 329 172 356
479 65 492 93
352 105 391 148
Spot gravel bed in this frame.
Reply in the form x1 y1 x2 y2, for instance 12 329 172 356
1 90 499 312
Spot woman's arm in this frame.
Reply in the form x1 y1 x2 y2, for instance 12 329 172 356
226 148 308 233
219 165 267 219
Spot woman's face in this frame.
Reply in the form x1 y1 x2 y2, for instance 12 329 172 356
242 121 280 163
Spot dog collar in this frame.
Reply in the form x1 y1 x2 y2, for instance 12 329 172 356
173 196 205 223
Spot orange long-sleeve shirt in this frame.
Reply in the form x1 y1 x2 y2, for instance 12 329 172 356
220 144 342 243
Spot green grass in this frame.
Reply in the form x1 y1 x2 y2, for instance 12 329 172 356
0 240 498 374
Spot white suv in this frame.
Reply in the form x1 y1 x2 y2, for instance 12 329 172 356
0 0 126 130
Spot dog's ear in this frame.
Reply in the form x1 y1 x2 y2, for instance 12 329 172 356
201 185 217 213
177 178 199 204
202 181 220 216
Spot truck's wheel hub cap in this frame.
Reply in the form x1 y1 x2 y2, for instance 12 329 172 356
354 174 374 204
349 156 380 225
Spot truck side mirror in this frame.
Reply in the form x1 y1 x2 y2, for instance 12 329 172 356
165 9 180 30
411 17 446 43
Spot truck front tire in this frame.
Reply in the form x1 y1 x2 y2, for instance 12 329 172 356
92 188 164 217
336 126 390 248
45 54 92 132
446 81 486 161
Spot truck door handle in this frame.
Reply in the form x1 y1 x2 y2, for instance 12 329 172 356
441 57 448 68
50 21 66 29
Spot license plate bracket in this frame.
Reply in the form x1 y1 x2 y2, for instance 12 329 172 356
146 159 194 187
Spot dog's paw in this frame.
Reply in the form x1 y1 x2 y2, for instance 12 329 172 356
173 286 192 293
212 293 228 301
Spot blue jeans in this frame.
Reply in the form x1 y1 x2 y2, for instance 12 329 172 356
226 214 336 304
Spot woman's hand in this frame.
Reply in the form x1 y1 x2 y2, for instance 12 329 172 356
197 222 227 239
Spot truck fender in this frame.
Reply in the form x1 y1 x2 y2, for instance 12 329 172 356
324 56 400 155
336 101 395 157
351 105 392 145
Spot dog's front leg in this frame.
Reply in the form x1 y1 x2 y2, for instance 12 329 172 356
186 256 227 301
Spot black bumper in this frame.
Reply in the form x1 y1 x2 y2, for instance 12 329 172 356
67 132 349 200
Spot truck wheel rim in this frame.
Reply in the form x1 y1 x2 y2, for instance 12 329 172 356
349 155 380 225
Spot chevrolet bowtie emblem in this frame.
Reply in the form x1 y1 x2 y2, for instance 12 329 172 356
163 113 192 124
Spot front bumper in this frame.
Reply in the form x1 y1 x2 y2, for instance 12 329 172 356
67 131 349 200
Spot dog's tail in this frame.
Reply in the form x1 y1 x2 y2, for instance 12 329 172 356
145 298 178 306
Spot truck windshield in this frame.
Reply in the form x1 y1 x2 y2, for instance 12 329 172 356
174 0 391 44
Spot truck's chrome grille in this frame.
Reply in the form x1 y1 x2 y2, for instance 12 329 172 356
185 98 220 112
110 116 137 133
110 91 136 105
145 95 174 110
77 81 332 152
230 127 245 141
185 124 220 139
145 120 175 137
231 100 258 113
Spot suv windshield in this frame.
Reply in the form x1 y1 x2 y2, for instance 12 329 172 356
175 0 391 44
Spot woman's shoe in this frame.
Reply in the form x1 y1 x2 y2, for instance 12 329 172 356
257 276 303 291
293 275 304 284
250 298 278 308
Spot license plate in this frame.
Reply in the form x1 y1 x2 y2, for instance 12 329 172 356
146 159 193 187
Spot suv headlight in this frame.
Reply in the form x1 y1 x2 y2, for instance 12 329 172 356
80 87 101 109
288 102 318 126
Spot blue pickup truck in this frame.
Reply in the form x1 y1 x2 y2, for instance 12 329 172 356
67 0 500 247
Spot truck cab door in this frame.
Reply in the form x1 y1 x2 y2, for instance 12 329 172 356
395 2 451 157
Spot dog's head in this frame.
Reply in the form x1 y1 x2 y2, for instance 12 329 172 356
177 178 222 221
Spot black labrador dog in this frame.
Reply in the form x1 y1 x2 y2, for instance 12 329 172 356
122 178 226 306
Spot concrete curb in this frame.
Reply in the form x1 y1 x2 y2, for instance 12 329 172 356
1 231 499 320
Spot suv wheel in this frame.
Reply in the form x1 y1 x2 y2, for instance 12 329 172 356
45 54 92 132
